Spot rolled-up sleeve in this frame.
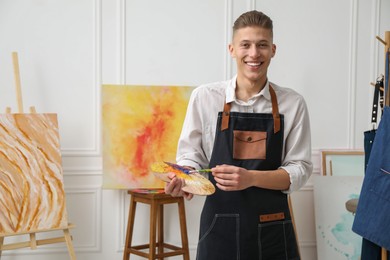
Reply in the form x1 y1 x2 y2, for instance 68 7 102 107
280 96 313 193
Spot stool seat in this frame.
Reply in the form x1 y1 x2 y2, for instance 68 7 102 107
123 190 190 260
345 198 359 214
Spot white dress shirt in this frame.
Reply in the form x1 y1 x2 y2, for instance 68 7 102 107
176 75 313 193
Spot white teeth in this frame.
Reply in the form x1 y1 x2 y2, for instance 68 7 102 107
246 62 261 66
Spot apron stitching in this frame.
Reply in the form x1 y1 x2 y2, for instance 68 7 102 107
198 215 218 243
258 224 262 260
283 221 288 260
236 215 240 260
380 168 390 175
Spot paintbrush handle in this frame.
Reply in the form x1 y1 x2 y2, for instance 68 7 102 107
189 169 211 174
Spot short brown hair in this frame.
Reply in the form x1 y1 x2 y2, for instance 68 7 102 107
233 10 273 37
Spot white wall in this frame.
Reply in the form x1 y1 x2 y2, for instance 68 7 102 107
0 0 389 259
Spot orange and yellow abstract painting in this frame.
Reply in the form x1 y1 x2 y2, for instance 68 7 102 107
102 85 193 189
0 113 68 235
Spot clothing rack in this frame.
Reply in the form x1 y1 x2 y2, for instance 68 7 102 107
377 31 390 107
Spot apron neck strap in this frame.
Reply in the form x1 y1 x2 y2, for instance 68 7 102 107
221 84 281 134
269 85 281 133
221 103 231 131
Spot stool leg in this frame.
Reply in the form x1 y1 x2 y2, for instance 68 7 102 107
178 198 190 260
123 195 137 260
149 199 158 260
157 204 164 260
382 247 388 260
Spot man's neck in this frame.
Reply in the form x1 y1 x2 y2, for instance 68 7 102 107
235 77 267 102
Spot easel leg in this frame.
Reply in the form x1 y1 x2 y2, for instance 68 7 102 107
30 233 37 249
0 236 4 258
64 229 77 260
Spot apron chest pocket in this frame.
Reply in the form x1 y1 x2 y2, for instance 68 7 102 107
233 130 267 160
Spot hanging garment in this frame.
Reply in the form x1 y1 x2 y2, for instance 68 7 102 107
353 107 390 252
196 85 299 260
360 77 388 259
364 77 384 171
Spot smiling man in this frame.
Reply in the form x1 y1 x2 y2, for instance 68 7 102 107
165 10 313 260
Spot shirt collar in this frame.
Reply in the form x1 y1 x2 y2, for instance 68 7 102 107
226 75 271 103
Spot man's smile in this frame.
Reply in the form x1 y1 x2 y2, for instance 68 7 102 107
244 61 263 68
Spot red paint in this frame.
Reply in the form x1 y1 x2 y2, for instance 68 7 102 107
132 103 174 177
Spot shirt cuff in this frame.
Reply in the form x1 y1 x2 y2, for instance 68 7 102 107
177 159 201 170
279 165 301 194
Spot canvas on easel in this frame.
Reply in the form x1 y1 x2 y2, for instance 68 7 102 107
0 52 76 259
0 113 68 233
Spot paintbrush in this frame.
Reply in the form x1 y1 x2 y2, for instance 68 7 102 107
188 169 212 174
163 162 211 174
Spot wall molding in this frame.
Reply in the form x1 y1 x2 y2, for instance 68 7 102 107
299 240 317 248
370 0 382 95
118 189 126 251
65 187 102 252
118 0 126 84
247 0 256 10
347 0 359 149
62 0 102 157
63 168 102 175
224 0 233 80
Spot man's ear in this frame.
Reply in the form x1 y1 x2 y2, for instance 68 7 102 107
271 44 276 58
228 44 235 58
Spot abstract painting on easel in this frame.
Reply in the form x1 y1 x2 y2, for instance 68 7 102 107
102 85 193 189
0 113 68 234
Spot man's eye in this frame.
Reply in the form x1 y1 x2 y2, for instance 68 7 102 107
258 43 268 48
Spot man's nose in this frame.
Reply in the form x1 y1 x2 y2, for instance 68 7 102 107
248 45 260 57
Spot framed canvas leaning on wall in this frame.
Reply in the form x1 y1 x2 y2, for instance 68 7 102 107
314 149 365 260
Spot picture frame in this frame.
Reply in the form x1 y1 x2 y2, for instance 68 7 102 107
313 176 363 260
320 150 365 176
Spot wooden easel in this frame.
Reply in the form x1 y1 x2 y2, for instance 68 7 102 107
0 224 76 259
0 52 76 260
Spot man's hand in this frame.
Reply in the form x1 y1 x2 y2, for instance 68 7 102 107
164 172 194 200
212 164 254 191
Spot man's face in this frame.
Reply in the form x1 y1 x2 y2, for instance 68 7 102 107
229 26 276 84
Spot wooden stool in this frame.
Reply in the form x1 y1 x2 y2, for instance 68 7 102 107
123 190 190 260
